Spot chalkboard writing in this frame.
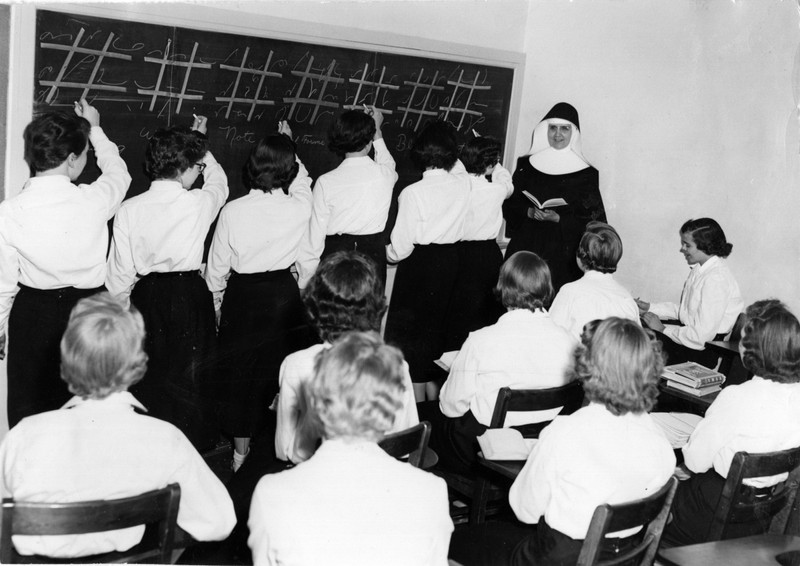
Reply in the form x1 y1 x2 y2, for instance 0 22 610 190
34 9 515 208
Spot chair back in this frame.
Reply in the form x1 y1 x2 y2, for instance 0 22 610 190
729 311 746 342
489 381 584 437
576 476 678 566
708 446 800 541
379 421 431 468
0 483 181 564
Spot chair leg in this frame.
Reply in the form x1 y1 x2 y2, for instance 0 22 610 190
470 477 490 525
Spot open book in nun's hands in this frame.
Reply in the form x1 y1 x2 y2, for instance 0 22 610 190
477 428 538 461
523 191 568 209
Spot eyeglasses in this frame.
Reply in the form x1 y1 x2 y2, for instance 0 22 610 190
195 162 207 173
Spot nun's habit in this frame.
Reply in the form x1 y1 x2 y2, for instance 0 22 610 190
503 103 606 291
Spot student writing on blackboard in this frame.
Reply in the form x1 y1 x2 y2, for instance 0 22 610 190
106 116 228 451
295 106 397 290
0 100 131 427
205 121 314 472
385 121 471 402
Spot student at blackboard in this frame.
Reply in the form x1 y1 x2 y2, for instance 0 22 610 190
106 116 227 451
0 99 131 427
636 218 743 368
295 106 397 290
385 120 471 402
445 135 513 350
205 121 313 471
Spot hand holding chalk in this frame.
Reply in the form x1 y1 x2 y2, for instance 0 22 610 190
74 99 100 128
367 105 384 131
472 129 481 138
278 120 292 138
192 114 208 135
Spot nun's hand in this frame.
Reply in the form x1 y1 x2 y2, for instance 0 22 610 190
532 208 560 222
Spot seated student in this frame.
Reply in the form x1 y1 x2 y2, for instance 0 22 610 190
549 221 640 339
637 217 743 367
0 99 130 427
249 331 453 566
663 299 800 546
0 292 235 559
295 106 397 289
451 318 675 566
275 251 418 464
431 251 576 475
107 116 228 450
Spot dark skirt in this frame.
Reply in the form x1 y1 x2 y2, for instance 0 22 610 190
658 326 727 368
7 284 104 427
322 232 386 290
444 239 504 351
385 243 460 383
129 271 218 451
421 402 487 476
216 269 311 438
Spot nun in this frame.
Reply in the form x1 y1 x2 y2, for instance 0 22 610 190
503 102 606 291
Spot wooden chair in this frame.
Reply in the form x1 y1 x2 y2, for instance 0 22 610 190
0 484 181 564
379 421 432 469
576 476 678 566
705 311 751 386
707 446 800 541
443 381 585 524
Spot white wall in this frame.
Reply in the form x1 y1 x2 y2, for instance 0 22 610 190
517 0 800 314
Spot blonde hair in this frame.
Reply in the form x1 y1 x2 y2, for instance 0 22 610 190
60 292 148 400
308 331 405 441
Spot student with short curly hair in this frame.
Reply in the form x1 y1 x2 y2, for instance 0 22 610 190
249 331 452 566
638 217 743 367
296 106 397 290
0 100 130 427
385 120 471 401
663 299 800 546
205 121 313 471
275 251 418 464
433 251 575 476
550 222 640 339
0 292 235 559
107 115 228 450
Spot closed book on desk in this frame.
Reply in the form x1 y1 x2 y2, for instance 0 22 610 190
477 429 537 461
665 380 721 397
664 362 725 388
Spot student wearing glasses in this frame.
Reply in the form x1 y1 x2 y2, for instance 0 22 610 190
107 116 228 451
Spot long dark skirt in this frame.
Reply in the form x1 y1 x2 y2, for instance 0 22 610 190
662 469 773 547
385 243 460 383
7 284 103 427
322 232 386 290
129 271 218 451
216 269 311 438
444 239 504 351
421 402 487 476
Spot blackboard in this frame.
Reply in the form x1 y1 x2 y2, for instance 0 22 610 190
34 9 516 205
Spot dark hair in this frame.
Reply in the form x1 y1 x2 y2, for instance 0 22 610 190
577 221 623 274
575 317 663 415
410 120 458 172
496 251 554 311
740 300 800 384
144 126 209 181
303 251 386 343
460 136 501 175
680 218 732 258
23 112 91 176
327 110 375 155
243 134 299 193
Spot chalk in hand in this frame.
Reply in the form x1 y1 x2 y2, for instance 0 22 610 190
472 129 480 137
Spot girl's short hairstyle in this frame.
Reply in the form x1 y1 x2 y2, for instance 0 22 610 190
242 134 299 193
460 136 501 175
303 251 386 342
575 317 663 415
327 110 376 155
680 218 732 258
308 331 405 441
577 221 623 274
144 126 209 181
60 292 148 400
410 120 458 172
740 299 800 384
496 251 554 311
23 112 91 176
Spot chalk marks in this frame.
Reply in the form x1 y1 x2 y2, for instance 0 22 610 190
283 56 343 125
137 40 210 113
216 48 281 121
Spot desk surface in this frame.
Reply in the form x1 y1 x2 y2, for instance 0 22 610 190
659 534 800 566
657 379 718 415
478 455 524 480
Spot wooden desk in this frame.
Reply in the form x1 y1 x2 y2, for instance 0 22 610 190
706 339 752 386
478 455 524 480
657 379 718 416
659 534 800 566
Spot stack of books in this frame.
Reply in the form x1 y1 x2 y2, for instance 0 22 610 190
662 361 726 397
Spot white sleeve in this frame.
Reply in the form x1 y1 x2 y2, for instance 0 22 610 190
438 339 479 419
491 163 514 198
509 424 557 524
372 138 398 182
662 272 734 350
392 362 420 432
0 211 19 332
204 206 232 295
295 178 329 289
386 189 418 263
649 301 680 321
83 126 131 216
247 479 278 566
106 207 137 306
682 391 732 474
196 152 229 220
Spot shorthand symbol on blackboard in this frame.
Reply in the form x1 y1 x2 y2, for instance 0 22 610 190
400 69 444 131
216 47 281 122
344 64 400 115
442 70 491 131
282 55 344 125
138 39 212 114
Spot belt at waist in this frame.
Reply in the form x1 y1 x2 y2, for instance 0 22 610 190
230 268 292 282
140 270 199 279
17 284 104 300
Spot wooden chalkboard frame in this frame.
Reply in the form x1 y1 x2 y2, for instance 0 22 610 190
5 2 525 202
